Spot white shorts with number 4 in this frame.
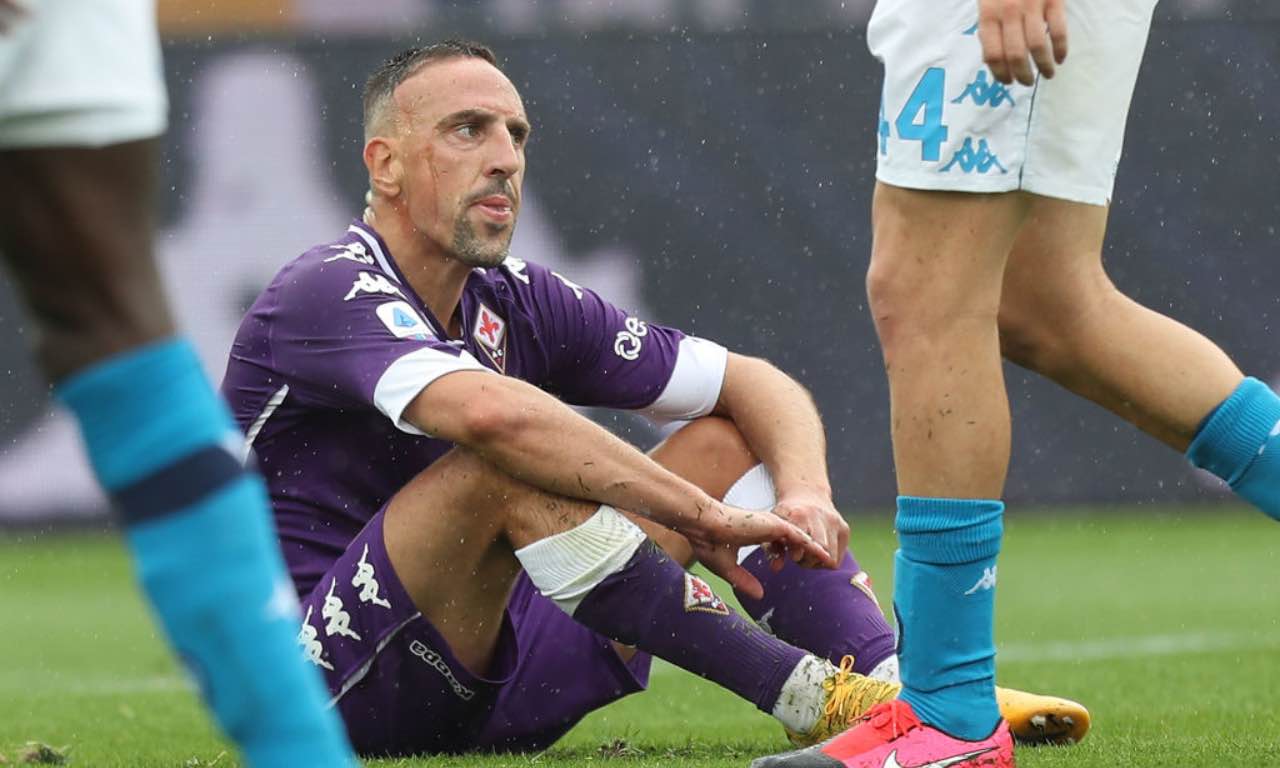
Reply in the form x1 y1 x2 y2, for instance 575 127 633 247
868 0 1158 206
0 0 167 148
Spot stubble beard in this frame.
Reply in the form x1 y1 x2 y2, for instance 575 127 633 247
451 213 513 268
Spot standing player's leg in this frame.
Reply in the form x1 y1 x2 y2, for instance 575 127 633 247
0 140 356 766
644 417 1088 746
865 183 1023 744
998 197 1280 517
0 6 354 762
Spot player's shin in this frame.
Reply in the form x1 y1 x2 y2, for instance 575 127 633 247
724 465 897 679
514 505 839 733
894 497 1003 742
1186 377 1280 520
57 338 356 767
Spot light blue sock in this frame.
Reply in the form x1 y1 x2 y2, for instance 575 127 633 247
1186 377 1280 521
894 496 1003 741
57 338 356 767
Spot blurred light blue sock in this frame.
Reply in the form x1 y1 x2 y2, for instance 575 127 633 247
57 338 356 767
1187 377 1280 521
894 496 1003 741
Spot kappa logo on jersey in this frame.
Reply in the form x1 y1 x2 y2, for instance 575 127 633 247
683 572 730 615
941 137 1008 174
324 242 375 265
552 270 585 300
502 255 531 284
472 303 508 372
964 565 998 596
952 70 1016 108
297 605 334 670
408 640 476 700
321 578 362 640
851 570 883 609
962 21 979 35
344 271 404 301
376 301 433 341
613 316 649 361
352 543 392 609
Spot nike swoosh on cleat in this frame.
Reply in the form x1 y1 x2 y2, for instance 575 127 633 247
882 746 997 768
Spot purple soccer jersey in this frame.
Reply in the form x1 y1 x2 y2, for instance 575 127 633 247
221 220 727 596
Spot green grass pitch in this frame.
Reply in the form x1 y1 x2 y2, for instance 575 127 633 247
4 508 1279 767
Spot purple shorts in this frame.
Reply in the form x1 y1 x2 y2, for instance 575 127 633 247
296 508 652 756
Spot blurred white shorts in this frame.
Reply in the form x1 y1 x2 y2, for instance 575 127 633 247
868 0 1157 206
0 0 167 148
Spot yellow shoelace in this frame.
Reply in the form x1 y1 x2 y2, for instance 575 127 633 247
819 655 900 733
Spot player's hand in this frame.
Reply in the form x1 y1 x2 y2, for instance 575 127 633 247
770 488 849 570
977 0 1069 86
683 502 833 600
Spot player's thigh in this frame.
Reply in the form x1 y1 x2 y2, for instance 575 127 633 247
869 0 1156 206
1000 195 1112 324
474 573 652 754
303 507 522 756
381 448 526 668
0 142 172 379
0 0 172 377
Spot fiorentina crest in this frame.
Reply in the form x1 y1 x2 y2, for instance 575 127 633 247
683 572 730 615
472 302 507 372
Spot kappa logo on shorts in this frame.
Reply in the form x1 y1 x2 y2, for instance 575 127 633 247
408 640 476 700
941 137 1008 175
322 578 362 640
297 605 335 670
472 303 508 372
851 570 883 609
683 572 730 615
376 300 433 341
952 70 1016 108
352 543 392 609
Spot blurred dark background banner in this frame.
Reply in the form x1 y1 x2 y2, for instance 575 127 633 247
1 12 1277 520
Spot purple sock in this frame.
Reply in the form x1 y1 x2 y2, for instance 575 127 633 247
734 549 896 676
573 541 808 713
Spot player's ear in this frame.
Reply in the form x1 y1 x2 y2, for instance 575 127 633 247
364 137 402 198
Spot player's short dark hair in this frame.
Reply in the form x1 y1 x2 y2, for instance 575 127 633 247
362 40 501 140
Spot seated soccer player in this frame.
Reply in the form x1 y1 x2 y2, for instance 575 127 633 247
221 40 1085 756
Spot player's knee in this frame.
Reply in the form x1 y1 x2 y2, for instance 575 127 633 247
997 303 1054 372
675 416 756 475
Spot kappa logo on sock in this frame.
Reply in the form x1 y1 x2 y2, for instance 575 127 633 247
963 566 998 596
352 543 392 609
322 578 362 641
851 570 883 609
297 606 334 671
683 573 730 615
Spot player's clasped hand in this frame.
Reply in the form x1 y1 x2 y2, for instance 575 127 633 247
977 0 1069 86
770 490 850 570
685 502 834 601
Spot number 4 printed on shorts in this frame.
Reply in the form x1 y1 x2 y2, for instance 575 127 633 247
881 67 949 161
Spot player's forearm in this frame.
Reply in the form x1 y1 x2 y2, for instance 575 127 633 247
410 373 718 530
715 354 833 500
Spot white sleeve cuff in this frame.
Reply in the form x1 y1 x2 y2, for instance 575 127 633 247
642 336 728 423
373 346 492 435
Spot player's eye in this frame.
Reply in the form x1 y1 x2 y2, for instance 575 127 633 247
455 123 481 139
